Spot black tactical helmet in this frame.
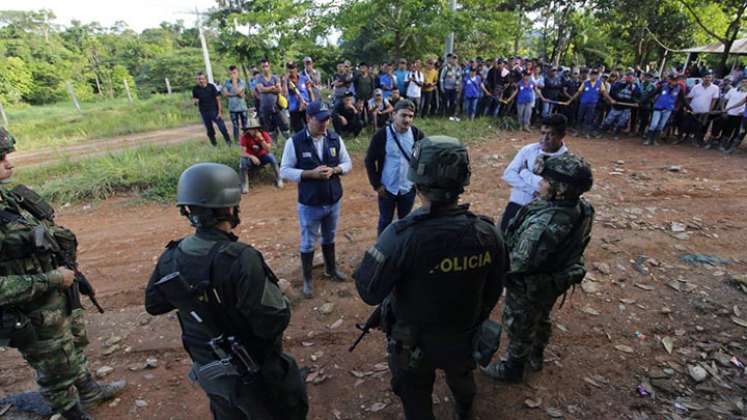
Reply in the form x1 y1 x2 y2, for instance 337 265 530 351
408 135 471 201
0 127 16 156
533 153 593 196
177 163 241 208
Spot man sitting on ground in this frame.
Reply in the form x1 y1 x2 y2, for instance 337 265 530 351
239 116 283 192
333 92 364 138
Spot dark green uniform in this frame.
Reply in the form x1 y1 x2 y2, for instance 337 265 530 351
355 135 506 420
146 162 307 420
484 152 594 382
146 228 307 420
502 198 593 363
0 188 91 413
355 205 505 420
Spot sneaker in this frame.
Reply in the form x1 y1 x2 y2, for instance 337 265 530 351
276 179 284 189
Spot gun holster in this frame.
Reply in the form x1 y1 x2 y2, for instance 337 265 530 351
0 307 37 348
472 319 502 367
388 323 423 370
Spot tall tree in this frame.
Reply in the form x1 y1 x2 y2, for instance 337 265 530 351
675 0 747 75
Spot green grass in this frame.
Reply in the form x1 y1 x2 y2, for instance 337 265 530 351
5 94 196 151
14 115 506 205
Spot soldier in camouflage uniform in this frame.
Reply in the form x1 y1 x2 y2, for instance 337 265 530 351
482 152 594 382
0 128 125 420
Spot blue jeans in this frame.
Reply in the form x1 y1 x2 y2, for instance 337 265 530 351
240 154 278 170
230 111 248 142
200 110 232 145
377 189 416 236
483 96 502 117
463 97 478 118
443 89 458 116
297 201 341 253
648 109 672 133
602 108 631 132
542 101 556 118
517 103 532 126
577 103 598 133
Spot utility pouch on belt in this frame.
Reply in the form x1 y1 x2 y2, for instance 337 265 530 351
0 308 37 348
388 324 423 370
11 185 55 221
196 358 241 381
472 319 502 367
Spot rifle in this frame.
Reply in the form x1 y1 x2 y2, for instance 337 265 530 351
348 305 382 352
33 226 104 313
155 272 260 381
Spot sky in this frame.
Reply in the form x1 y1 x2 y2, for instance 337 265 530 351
3 0 218 31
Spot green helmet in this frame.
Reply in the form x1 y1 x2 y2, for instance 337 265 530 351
0 127 16 155
533 153 593 197
176 163 241 208
407 135 471 201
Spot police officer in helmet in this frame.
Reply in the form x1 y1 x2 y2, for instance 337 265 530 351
354 136 506 420
482 153 594 383
0 128 125 420
145 163 308 419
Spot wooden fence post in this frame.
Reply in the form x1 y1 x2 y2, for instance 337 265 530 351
165 78 172 95
123 79 133 104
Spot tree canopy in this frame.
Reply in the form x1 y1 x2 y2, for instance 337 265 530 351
0 0 744 106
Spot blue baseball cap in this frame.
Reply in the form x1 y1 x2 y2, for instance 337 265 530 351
306 101 331 121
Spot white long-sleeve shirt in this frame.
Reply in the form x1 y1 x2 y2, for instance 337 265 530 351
503 142 568 205
280 130 353 183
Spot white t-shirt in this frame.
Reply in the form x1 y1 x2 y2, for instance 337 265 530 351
724 88 747 116
687 83 720 114
406 71 423 98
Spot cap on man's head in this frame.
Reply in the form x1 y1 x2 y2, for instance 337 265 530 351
306 101 331 121
303 56 313 63
374 88 383 96
343 92 355 98
394 99 416 113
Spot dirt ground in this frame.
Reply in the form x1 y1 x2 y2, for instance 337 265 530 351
2 129 747 420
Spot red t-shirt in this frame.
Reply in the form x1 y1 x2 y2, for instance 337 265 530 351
240 131 272 157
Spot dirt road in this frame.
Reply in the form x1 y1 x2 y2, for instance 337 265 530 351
12 124 205 167
2 130 746 419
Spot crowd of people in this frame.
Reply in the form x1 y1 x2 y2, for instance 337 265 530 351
193 55 747 160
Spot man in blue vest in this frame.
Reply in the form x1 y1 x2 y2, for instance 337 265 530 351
567 69 614 138
280 101 353 298
644 74 687 146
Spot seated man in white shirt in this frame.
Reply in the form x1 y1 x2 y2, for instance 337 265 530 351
500 114 569 231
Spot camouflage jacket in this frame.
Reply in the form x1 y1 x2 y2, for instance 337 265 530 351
505 198 594 294
0 186 65 309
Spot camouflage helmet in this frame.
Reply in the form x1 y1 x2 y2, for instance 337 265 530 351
0 127 16 155
176 163 241 208
533 153 593 197
407 135 471 201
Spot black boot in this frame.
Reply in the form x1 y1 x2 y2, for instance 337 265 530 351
301 251 314 298
481 358 525 383
725 136 743 155
642 131 652 145
322 243 346 282
76 374 127 409
528 347 545 372
61 402 94 420
453 401 474 420
704 137 719 150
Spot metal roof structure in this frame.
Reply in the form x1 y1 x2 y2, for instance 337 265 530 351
680 37 747 55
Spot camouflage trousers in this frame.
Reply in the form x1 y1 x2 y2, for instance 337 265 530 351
502 283 561 361
18 290 90 412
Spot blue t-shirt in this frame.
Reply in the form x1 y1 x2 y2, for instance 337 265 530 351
463 75 482 99
379 74 394 98
516 80 535 105
287 75 311 112
394 69 409 93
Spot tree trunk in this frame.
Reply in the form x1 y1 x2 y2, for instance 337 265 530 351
513 7 524 56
